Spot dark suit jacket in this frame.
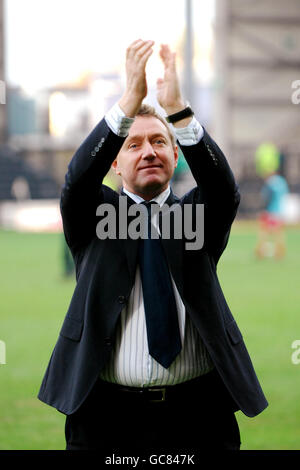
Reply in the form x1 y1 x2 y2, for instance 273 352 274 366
38 118 268 417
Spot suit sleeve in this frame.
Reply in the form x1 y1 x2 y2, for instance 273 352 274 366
60 118 126 255
179 128 240 264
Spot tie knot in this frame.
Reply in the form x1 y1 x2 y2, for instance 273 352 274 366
143 200 158 206
142 200 159 211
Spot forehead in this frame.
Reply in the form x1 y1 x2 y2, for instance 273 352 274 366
127 116 170 140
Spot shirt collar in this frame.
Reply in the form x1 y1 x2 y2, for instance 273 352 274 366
122 186 171 207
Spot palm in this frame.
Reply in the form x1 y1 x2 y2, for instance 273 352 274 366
157 44 182 111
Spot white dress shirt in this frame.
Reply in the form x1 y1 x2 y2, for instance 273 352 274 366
99 103 213 387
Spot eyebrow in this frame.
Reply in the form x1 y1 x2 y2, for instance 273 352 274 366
126 132 169 144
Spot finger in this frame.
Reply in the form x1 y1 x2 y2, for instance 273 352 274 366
128 39 154 59
171 51 177 68
139 46 154 68
132 42 154 69
160 45 176 71
159 44 171 61
134 40 154 60
161 44 175 63
126 39 144 57
130 39 143 47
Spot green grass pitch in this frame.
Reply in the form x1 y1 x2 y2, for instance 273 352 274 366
0 223 299 450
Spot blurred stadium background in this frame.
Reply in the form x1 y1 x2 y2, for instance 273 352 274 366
0 0 300 450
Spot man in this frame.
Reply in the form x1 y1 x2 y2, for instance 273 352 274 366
256 171 289 259
38 40 268 452
255 142 289 259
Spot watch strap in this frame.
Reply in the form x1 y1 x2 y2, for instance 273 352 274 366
166 106 194 124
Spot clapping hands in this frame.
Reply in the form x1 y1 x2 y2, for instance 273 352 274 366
119 40 186 119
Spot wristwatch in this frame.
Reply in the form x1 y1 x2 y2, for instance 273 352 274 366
166 106 194 124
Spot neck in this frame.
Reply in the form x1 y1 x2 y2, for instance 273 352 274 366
124 185 169 201
122 185 171 204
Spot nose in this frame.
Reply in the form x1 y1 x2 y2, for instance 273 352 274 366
141 141 156 160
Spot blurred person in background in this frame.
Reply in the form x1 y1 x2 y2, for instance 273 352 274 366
38 39 268 453
255 142 289 259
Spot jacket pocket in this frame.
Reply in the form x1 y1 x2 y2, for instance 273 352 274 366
59 315 83 341
226 320 243 345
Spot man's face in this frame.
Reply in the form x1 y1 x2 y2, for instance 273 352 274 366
112 116 178 200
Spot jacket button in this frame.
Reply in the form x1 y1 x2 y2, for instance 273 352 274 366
118 295 126 304
104 337 112 346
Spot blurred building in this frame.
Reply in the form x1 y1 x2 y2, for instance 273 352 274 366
7 87 37 135
5 73 122 195
213 0 300 217
1 0 300 223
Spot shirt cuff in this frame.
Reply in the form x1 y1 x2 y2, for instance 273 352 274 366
170 116 204 146
104 102 135 137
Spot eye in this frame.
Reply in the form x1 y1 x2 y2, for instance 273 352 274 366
128 142 138 150
153 138 166 145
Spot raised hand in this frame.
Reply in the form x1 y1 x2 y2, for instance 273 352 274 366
119 39 154 117
156 44 185 116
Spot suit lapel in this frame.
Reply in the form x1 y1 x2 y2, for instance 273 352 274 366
119 190 140 284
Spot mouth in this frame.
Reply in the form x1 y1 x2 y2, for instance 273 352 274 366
138 165 162 171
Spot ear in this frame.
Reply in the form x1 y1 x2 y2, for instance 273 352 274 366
111 159 121 176
173 145 179 168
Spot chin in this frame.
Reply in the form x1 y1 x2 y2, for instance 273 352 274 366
139 182 167 199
